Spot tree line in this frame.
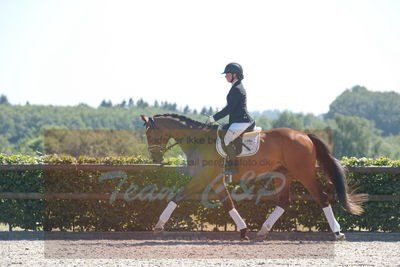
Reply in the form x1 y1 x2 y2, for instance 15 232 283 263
1 85 400 159
98 97 216 115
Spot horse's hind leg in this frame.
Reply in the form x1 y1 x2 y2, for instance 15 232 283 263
300 172 345 240
256 167 290 241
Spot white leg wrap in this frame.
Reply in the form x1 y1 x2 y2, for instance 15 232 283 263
159 201 177 225
259 206 285 235
229 208 247 230
323 205 340 233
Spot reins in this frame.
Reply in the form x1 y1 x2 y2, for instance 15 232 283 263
147 142 179 153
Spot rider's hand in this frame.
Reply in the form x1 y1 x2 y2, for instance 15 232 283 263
203 116 215 130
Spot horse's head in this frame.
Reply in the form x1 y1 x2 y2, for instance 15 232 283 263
141 115 170 164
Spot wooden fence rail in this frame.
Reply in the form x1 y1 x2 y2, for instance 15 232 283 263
1 164 399 201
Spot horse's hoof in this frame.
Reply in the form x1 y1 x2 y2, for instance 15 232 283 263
254 229 268 242
334 231 346 241
153 227 164 234
240 228 249 241
254 233 267 242
241 236 250 241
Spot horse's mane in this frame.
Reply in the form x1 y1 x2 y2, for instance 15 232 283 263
153 113 218 130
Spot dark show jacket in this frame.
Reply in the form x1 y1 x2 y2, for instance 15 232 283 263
212 80 253 124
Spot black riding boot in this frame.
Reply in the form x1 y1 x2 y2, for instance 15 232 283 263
224 143 238 183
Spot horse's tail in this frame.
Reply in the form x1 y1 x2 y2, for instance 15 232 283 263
307 134 368 215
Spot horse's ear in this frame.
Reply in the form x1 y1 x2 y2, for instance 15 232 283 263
141 115 149 123
141 115 156 128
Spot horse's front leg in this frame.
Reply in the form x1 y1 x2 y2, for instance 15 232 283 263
154 201 178 233
153 168 212 233
212 178 249 241
154 168 249 241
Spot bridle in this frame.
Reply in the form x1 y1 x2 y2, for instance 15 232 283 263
145 117 179 156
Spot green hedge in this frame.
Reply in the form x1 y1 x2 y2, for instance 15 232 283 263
0 155 399 232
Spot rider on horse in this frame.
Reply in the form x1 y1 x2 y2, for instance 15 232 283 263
208 63 254 179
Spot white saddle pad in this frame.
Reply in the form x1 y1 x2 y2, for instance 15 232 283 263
216 126 262 158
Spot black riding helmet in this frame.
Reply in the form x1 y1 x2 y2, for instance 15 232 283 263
222 62 244 80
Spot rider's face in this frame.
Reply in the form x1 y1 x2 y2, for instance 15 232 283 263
225 73 234 83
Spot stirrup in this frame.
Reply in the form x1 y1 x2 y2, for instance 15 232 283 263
224 172 232 183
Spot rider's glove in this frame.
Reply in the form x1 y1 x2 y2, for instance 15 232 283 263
208 116 215 123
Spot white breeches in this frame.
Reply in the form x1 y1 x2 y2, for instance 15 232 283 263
224 122 253 146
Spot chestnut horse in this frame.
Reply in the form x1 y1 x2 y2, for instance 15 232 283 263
141 113 367 241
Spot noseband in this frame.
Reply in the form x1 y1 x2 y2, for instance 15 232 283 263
146 117 179 155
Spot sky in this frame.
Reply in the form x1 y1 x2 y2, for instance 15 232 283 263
0 0 399 115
